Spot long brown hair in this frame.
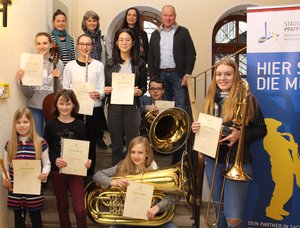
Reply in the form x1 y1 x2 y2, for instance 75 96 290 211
7 108 41 163
203 58 255 124
116 136 154 176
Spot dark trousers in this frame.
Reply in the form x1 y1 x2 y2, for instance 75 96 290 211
14 209 42 228
51 171 87 228
78 106 107 175
108 104 141 166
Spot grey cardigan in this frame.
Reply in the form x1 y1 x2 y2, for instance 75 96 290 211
93 161 181 213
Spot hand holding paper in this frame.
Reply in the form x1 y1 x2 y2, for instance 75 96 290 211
123 181 154 220
111 73 135 105
193 113 223 158
20 53 44 86
12 160 41 195
60 139 90 176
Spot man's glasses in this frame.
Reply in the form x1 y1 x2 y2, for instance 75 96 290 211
78 42 93 47
149 87 163 91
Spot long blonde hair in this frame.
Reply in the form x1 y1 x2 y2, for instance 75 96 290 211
203 58 255 124
116 136 154 176
7 108 41 163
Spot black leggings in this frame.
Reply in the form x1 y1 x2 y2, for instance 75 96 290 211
14 209 43 228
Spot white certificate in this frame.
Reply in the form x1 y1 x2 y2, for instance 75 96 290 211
12 160 41 195
111 73 135 105
72 81 95 116
60 138 90 176
20 53 43 86
193 113 223 158
155 100 175 113
123 181 154 220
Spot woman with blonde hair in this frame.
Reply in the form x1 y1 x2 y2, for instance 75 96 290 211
192 58 267 228
93 136 178 228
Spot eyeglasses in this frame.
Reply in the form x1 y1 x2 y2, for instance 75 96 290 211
78 42 93 47
149 87 163 91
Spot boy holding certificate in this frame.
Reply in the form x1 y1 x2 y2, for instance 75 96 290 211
44 89 91 228
93 136 179 228
2 108 51 228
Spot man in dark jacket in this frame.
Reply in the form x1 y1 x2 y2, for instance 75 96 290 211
148 4 196 110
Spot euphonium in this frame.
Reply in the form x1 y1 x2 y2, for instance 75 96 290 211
84 152 194 226
145 107 191 154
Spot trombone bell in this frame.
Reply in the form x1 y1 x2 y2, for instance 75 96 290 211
223 164 252 181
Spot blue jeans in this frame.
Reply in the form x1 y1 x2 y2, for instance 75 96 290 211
159 71 186 110
109 222 177 228
205 157 252 228
29 107 44 136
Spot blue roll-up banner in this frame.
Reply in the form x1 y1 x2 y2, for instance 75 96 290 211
246 5 300 228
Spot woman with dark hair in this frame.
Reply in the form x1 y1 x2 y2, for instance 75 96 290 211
81 10 109 149
50 9 75 65
118 7 148 63
104 28 148 165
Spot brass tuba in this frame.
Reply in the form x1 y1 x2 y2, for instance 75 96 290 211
145 107 191 154
84 152 194 226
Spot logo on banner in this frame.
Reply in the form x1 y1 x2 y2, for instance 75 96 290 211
263 118 300 221
258 21 280 43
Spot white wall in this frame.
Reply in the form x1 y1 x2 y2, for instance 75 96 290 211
0 0 46 227
1 0 299 227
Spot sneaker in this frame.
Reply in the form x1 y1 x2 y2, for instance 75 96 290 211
97 138 108 149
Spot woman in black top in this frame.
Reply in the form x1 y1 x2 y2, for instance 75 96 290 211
104 28 147 165
117 7 148 63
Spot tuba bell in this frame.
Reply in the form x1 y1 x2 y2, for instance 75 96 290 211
84 152 194 226
145 107 191 154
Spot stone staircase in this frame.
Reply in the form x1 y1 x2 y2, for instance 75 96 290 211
23 132 211 227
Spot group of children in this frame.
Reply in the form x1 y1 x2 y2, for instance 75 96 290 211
2 90 177 228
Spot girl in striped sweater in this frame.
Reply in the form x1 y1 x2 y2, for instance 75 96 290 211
2 108 51 228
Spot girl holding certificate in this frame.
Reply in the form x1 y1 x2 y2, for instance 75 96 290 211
104 28 147 166
191 58 267 228
50 9 75 66
44 89 91 228
15 32 64 136
2 108 51 228
62 34 105 176
62 33 105 177
93 136 178 228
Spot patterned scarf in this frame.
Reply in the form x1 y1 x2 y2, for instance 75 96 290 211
52 28 73 60
214 90 229 117
84 29 102 61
